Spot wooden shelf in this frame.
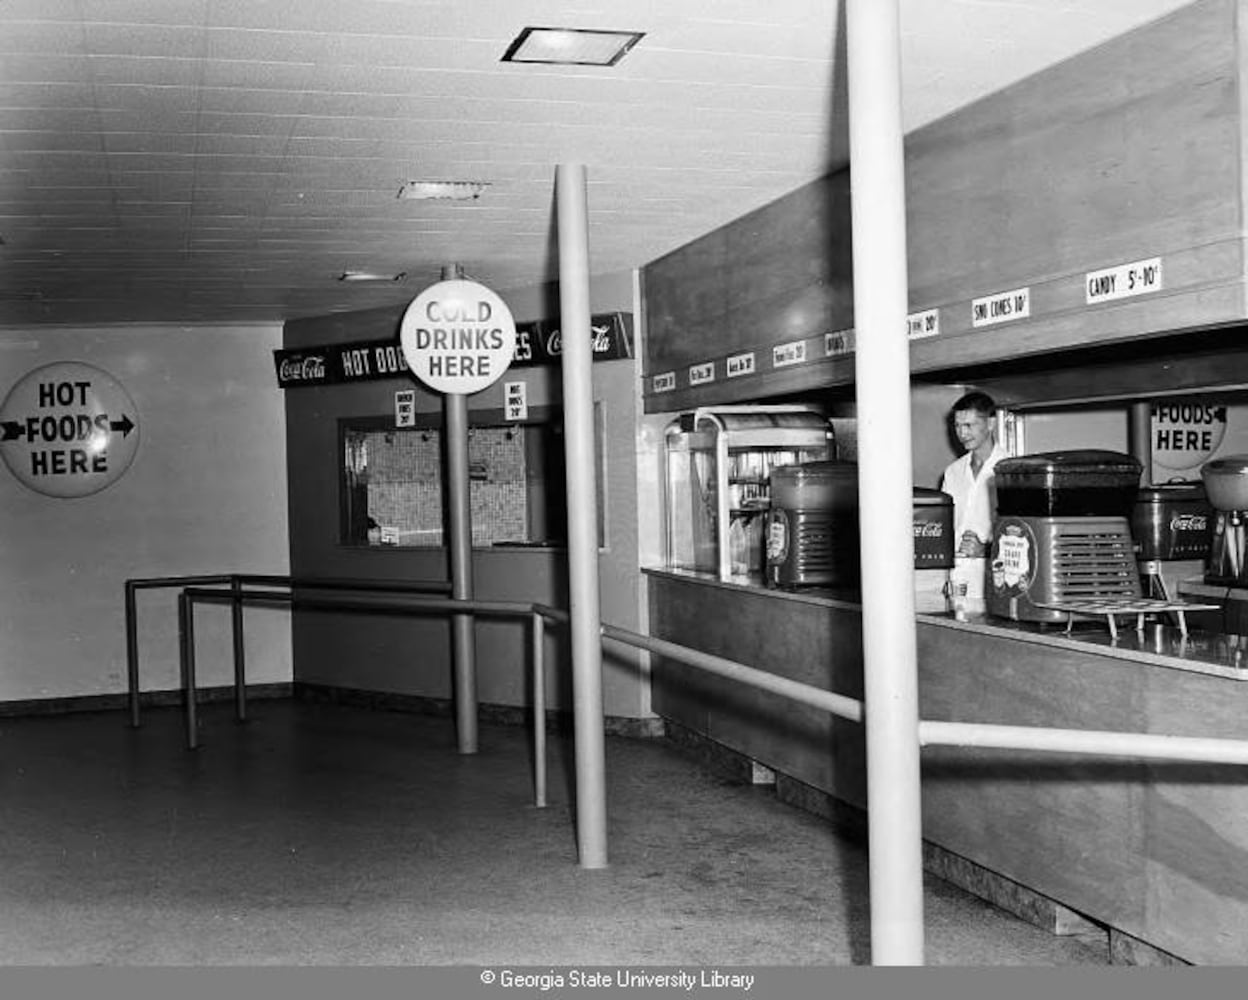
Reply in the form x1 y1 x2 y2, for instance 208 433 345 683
642 0 1248 413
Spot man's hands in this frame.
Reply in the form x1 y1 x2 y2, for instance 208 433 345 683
957 530 986 557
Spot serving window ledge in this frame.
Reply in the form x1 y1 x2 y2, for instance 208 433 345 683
644 566 1248 681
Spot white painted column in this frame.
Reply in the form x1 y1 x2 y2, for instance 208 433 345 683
846 0 926 965
555 163 608 869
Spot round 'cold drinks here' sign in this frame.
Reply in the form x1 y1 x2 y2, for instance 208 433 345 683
399 279 516 395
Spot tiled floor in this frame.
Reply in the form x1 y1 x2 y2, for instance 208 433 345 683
0 700 1108 966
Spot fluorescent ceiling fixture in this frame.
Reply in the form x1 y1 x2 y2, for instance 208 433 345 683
398 180 490 201
502 27 644 67
339 271 407 283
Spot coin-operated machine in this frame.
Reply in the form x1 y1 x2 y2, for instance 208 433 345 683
987 451 1143 623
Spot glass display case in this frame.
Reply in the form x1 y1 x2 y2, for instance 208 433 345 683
663 405 834 581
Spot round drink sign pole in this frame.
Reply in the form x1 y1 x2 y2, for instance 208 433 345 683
399 274 516 758
399 279 516 395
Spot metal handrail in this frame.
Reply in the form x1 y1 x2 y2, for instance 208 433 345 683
597 622 1248 765
600 623 864 723
169 582 1248 818
176 586 562 808
124 573 452 727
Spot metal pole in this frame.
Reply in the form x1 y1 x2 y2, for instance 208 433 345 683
556 163 608 869
846 0 926 965
179 591 199 750
601 622 865 723
1129 401 1153 480
442 263 478 755
922 720 1248 763
532 611 547 808
446 391 478 754
231 575 247 723
125 581 140 728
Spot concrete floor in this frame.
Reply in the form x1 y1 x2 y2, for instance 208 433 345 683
0 700 1109 966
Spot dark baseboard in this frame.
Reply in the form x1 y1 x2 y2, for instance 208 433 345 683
292 682 666 738
293 682 453 718
0 683 293 718
0 681 664 739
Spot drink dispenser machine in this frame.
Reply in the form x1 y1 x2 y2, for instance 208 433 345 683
663 405 833 581
987 450 1143 623
1202 455 1248 586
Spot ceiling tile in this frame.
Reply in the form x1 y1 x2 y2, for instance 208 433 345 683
83 23 207 59
0 0 1202 326
80 0 208 28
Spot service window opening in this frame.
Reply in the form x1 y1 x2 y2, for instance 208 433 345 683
339 409 604 549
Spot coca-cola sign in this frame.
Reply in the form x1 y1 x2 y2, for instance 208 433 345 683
277 356 327 383
1170 512 1208 533
913 521 945 537
542 323 615 358
274 312 633 389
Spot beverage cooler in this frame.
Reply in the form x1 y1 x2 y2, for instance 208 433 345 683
663 405 833 581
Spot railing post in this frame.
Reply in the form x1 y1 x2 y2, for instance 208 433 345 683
125 580 140 728
532 611 547 809
179 590 199 751
231 575 247 723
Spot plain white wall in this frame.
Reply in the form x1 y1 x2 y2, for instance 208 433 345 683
1020 408 1129 457
0 325 291 701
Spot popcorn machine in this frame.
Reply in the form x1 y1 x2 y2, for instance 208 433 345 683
663 405 833 581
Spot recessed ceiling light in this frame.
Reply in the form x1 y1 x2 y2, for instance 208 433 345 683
398 180 490 201
339 271 407 283
502 27 644 67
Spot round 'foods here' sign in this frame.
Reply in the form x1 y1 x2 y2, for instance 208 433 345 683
399 279 516 395
0 361 141 498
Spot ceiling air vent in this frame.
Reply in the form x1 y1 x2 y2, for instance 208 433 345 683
502 27 644 67
397 181 489 201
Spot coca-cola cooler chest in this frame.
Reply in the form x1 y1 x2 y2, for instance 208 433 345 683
913 488 954 568
913 487 954 612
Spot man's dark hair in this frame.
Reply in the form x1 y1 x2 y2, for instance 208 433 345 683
951 391 996 419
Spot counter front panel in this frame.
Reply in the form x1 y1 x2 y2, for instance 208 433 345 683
646 567 1248 964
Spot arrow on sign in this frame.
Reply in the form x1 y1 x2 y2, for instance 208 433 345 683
1 413 135 442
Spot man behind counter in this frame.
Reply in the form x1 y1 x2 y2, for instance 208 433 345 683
941 391 1008 559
